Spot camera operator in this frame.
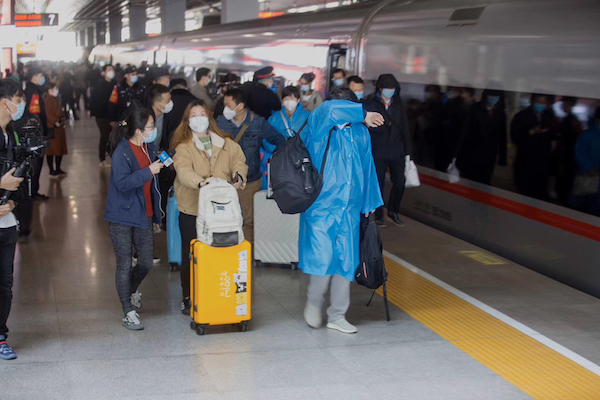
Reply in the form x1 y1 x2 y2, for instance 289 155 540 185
0 79 27 360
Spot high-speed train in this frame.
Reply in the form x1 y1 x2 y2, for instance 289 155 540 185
90 0 600 297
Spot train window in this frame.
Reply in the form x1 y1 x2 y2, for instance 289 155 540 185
400 82 599 216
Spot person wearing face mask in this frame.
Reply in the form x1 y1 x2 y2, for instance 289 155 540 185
90 64 119 167
265 86 310 189
247 66 282 120
105 105 165 330
331 68 346 88
59 70 78 120
170 99 248 314
454 88 507 185
115 66 146 121
216 88 285 244
43 83 68 177
298 72 323 113
0 79 27 360
147 84 173 150
24 67 49 201
511 93 556 200
347 76 365 102
363 74 411 227
191 67 214 109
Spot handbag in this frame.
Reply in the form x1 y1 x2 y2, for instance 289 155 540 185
572 169 599 196
404 155 420 188
447 158 460 184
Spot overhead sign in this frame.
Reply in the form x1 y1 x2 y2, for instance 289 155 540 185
15 13 58 27
16 43 37 55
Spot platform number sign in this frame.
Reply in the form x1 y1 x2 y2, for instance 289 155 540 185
15 13 59 27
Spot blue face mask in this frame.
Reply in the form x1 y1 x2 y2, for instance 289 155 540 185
487 96 500 107
130 75 139 84
39 76 46 87
141 128 157 144
381 88 396 98
270 82 277 94
355 91 364 101
8 99 26 121
333 78 344 87
533 103 546 114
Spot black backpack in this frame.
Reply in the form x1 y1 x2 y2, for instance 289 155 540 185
355 213 391 321
270 122 333 214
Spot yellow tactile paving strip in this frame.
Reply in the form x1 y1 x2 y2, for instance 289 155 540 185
381 257 600 400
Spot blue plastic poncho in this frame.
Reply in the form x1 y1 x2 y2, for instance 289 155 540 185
298 100 383 281
261 104 311 189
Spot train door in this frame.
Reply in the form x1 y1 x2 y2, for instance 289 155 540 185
327 45 347 92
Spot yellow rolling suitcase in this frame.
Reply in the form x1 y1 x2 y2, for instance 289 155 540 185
189 239 251 335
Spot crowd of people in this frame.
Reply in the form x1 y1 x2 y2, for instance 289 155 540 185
0 58 598 359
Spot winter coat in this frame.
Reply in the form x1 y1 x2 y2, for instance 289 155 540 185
575 123 600 174
24 82 48 137
43 94 68 156
90 78 118 120
298 100 383 281
301 90 324 113
363 92 411 160
191 83 214 109
248 83 281 119
104 138 161 228
172 132 248 216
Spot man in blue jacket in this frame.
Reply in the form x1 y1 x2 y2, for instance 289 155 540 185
216 88 285 243
300 88 384 334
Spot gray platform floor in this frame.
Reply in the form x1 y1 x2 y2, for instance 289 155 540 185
2 114 595 399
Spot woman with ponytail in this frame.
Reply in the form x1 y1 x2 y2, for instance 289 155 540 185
104 104 165 330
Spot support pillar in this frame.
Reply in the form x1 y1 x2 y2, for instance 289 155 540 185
95 21 106 45
161 0 185 34
128 4 147 40
86 25 95 48
109 12 122 44
79 29 86 47
221 0 259 24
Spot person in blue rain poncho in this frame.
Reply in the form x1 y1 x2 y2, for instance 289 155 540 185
300 87 385 334
262 86 310 189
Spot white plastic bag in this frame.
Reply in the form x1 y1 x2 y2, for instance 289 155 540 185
404 156 420 188
447 158 460 184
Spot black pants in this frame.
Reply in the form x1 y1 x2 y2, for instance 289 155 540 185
96 118 112 162
74 88 89 110
179 212 196 300
374 155 406 219
16 155 43 235
0 226 18 339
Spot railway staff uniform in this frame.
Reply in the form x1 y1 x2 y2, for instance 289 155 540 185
216 88 285 243
300 93 383 334
248 67 281 120
363 74 411 227
115 66 146 121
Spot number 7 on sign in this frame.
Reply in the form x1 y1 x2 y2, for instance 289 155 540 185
48 14 55 25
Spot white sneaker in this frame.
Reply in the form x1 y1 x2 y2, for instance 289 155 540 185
122 310 144 330
130 291 142 309
326 319 357 334
304 303 323 329
153 257 161 264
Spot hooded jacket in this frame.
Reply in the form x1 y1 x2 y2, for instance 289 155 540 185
363 74 411 159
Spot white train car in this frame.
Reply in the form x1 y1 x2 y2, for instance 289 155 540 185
90 0 600 297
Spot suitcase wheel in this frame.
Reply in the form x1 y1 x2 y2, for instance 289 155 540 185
195 325 207 335
291 262 298 271
190 321 196 330
238 321 249 332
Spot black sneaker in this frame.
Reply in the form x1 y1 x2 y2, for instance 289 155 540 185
375 218 387 227
56 170 67 176
33 193 49 200
387 212 405 227
181 297 191 315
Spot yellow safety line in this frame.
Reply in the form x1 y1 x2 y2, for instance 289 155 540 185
381 257 600 400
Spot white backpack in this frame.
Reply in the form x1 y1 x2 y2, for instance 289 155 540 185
196 178 244 247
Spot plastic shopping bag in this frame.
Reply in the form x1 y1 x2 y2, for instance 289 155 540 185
405 156 420 188
447 158 460 184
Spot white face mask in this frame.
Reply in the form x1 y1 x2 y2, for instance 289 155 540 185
223 104 240 120
106 70 115 80
50 89 59 97
283 99 298 112
159 100 173 114
189 116 209 133
300 84 310 92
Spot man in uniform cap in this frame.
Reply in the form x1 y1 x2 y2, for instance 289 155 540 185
115 65 146 120
247 66 281 119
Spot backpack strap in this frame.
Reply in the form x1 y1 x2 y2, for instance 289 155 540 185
234 112 254 143
280 111 294 138
319 127 335 174
297 118 309 135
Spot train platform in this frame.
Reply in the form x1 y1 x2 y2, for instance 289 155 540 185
1 114 599 400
